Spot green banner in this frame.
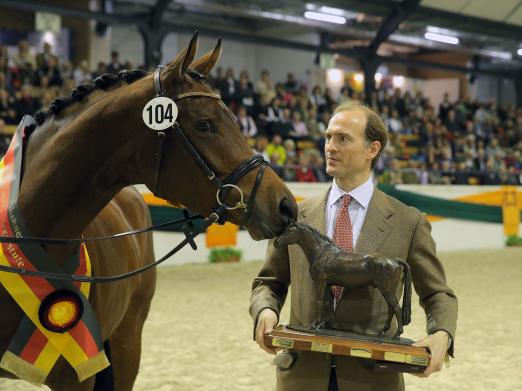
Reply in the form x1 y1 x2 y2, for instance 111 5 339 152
377 184 505 223
148 205 205 232
148 186 521 229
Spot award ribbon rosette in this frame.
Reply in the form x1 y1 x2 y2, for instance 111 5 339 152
0 117 109 384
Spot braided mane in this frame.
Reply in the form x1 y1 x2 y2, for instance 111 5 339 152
30 69 147 134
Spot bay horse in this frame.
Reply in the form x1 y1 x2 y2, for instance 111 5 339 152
0 33 297 390
274 222 411 339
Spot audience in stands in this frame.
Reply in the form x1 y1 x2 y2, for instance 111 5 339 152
0 39 520 185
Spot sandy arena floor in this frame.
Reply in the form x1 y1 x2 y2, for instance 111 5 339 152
1 247 521 390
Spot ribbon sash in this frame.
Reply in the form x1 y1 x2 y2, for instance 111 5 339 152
0 116 109 383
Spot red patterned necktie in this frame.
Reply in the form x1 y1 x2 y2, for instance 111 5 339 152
331 194 353 310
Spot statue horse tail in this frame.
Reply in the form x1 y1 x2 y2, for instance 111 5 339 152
397 259 412 326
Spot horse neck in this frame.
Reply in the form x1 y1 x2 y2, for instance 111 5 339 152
16 80 153 252
296 227 327 264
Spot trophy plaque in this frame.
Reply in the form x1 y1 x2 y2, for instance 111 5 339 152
265 325 430 373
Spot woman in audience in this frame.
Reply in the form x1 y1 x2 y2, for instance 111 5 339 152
236 105 257 138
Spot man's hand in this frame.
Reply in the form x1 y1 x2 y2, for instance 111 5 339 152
411 330 450 378
255 308 279 355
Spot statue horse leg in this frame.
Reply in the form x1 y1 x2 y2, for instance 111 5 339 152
382 300 395 335
311 278 332 330
375 281 403 339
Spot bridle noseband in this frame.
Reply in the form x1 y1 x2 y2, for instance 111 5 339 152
151 65 268 226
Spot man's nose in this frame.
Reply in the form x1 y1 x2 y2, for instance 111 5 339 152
326 140 336 153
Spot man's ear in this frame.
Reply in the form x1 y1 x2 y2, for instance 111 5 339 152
368 140 381 160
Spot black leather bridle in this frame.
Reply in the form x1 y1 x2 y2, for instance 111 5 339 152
0 65 269 283
151 65 268 226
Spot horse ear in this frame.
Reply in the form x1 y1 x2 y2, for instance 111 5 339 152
192 39 222 76
168 32 199 80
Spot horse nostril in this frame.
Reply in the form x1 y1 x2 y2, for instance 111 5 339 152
279 197 297 223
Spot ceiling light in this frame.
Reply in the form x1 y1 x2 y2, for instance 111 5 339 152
517 48 522 56
304 11 346 24
319 6 345 16
424 32 459 45
426 25 456 36
481 49 512 60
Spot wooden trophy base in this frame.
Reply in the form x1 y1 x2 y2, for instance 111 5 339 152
265 325 430 373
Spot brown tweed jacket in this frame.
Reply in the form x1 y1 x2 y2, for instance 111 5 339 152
250 188 458 391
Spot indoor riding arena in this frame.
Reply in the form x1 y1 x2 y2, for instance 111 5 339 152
0 1 521 391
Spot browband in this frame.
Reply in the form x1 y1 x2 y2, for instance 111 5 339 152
176 91 221 101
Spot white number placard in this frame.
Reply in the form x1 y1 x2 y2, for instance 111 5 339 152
142 97 178 130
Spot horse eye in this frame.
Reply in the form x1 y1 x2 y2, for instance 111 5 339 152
197 121 211 132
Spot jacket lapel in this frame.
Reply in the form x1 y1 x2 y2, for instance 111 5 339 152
299 188 330 235
354 188 394 253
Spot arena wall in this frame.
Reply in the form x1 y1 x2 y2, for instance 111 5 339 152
140 183 521 265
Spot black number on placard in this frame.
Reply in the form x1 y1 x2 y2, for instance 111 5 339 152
147 103 174 125
164 104 173 121
155 105 164 123
146 105 153 124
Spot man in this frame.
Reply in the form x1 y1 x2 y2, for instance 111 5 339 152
36 42 59 72
107 51 122 74
250 101 458 391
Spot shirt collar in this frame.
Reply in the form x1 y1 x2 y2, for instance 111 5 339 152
328 176 374 209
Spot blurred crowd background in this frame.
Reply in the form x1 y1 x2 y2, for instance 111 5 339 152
1 40 521 185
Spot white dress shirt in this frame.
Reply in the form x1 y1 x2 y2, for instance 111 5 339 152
326 176 374 248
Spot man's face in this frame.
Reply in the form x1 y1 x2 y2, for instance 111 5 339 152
324 109 378 180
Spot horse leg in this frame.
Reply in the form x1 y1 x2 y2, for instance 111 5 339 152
322 280 334 329
45 360 96 391
311 278 329 330
108 282 155 391
376 285 403 339
382 300 395 335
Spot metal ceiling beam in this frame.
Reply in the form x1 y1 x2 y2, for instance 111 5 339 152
368 0 421 53
414 4 522 39
0 0 519 78
167 23 520 78
150 0 172 27
362 0 421 100
319 0 522 41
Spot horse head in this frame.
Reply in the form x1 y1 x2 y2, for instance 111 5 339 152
137 33 297 239
274 222 301 248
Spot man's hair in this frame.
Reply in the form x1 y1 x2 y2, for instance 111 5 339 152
333 100 388 168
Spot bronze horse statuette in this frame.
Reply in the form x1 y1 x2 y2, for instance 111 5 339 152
274 222 411 340
0 33 297 391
